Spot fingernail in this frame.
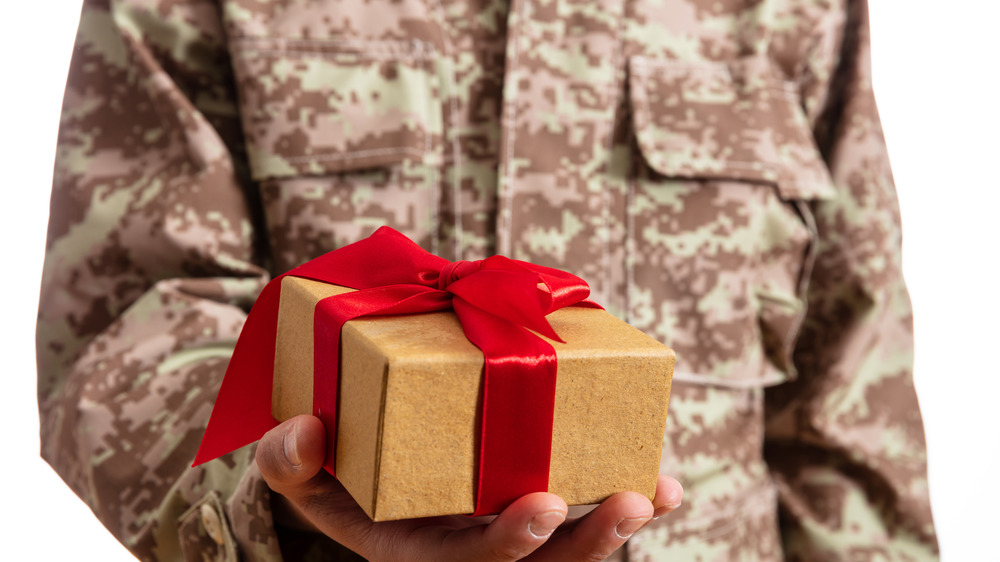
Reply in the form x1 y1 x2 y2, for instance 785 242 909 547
283 421 301 467
528 510 566 539
615 517 649 539
652 500 682 520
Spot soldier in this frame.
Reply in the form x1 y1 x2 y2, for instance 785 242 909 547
38 0 938 560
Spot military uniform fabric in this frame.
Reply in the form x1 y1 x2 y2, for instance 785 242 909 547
37 0 938 559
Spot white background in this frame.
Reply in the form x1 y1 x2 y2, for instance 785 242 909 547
0 1 997 559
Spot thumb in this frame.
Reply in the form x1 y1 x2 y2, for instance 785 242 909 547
256 415 327 495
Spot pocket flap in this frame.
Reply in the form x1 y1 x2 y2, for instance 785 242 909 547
628 55 835 200
231 37 442 180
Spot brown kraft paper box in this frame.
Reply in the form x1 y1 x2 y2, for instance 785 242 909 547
273 276 675 521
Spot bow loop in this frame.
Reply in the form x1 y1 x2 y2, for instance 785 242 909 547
292 226 450 289
449 268 561 342
517 261 593 312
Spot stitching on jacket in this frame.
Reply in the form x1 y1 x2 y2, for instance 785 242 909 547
425 0 462 260
233 36 437 54
602 6 628 309
235 48 436 62
428 95 441 257
499 0 525 256
284 146 425 164
625 171 636 324
671 369 786 389
630 61 735 84
783 200 819 377
630 59 798 95
630 57 732 71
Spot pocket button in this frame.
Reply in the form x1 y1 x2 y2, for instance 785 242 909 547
200 503 226 546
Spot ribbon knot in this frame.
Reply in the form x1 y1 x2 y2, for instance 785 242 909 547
437 259 481 290
194 227 598 516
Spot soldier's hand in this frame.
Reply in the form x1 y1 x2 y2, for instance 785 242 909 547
257 415 683 561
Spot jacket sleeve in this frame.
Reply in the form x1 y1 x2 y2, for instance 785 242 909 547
763 1 939 559
36 2 349 560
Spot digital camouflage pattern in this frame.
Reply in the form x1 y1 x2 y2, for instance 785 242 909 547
38 0 937 559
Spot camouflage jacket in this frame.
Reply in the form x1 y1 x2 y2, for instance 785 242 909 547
38 0 938 560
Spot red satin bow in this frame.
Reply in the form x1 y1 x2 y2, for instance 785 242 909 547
193 226 597 515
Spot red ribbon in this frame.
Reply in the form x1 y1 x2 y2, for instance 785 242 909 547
193 226 597 515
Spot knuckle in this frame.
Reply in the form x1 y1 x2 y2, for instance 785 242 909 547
365 529 423 562
350 526 384 561
299 487 349 522
576 552 612 562
301 490 386 557
386 533 421 562
485 541 530 562
571 542 621 562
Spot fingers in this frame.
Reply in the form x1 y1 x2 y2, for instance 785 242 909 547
651 474 684 520
436 493 568 562
258 417 685 562
529 474 683 562
445 477 683 562
259 418 570 562
256 416 365 535
653 474 684 519
541 491 653 561
256 415 327 494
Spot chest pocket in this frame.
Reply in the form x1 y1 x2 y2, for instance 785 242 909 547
231 37 444 180
624 54 832 388
629 54 835 200
227 35 447 270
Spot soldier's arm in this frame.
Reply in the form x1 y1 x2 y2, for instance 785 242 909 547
36 2 296 558
762 0 939 559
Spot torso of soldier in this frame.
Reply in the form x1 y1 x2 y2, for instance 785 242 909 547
218 0 837 557
45 1 940 560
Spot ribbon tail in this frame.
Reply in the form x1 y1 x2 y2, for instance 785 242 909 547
193 279 283 466
454 298 557 516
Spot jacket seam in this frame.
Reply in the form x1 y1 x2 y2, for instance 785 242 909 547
284 146 426 164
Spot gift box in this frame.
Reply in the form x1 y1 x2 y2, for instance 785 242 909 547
194 227 675 522
272 276 675 521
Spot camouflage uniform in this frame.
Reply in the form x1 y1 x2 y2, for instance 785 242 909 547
38 0 938 559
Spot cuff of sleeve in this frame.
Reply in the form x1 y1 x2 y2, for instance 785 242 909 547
179 491 239 561
179 449 282 562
